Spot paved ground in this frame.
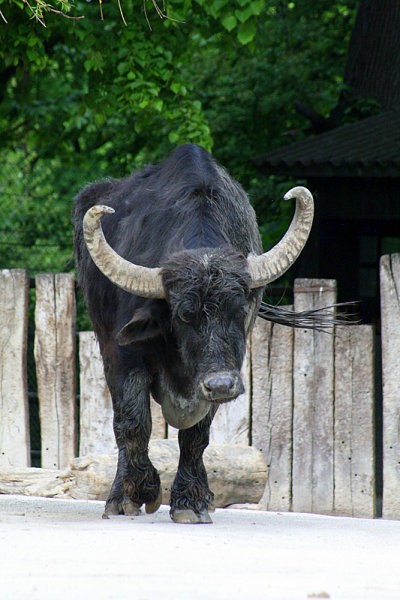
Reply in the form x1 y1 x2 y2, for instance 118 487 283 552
0 495 399 600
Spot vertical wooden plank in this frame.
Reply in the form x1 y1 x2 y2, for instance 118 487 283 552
381 254 400 519
150 398 166 440
210 341 251 445
292 279 336 514
79 332 165 455
0 269 30 468
34 273 77 469
167 423 179 441
79 332 116 455
252 315 293 512
334 325 376 517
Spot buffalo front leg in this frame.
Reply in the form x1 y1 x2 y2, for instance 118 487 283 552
104 369 161 518
170 407 217 524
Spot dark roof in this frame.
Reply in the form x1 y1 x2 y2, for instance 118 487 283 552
254 110 400 178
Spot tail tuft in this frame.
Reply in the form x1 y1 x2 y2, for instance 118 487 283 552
257 301 360 332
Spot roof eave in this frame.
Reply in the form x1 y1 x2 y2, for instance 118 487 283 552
254 160 400 179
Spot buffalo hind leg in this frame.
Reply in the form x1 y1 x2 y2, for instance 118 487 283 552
103 369 161 518
170 407 217 524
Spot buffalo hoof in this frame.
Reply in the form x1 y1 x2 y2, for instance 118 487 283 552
145 488 163 514
103 490 162 519
170 508 213 524
102 498 141 518
123 499 142 516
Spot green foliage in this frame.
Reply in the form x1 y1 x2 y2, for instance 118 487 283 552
190 0 358 242
1 150 75 273
0 0 359 285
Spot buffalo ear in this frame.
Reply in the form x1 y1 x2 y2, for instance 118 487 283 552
116 307 162 345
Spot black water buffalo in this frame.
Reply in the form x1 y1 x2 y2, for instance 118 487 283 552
73 144 313 523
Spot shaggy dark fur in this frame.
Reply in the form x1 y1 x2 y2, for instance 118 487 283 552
74 144 263 522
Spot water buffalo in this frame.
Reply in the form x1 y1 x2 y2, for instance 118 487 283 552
73 144 313 523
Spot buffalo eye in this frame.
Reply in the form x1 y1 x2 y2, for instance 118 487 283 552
175 304 197 325
225 293 247 317
177 311 192 324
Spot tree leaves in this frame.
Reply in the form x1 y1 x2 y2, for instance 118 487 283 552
237 20 256 44
199 0 265 42
221 14 237 32
0 0 358 276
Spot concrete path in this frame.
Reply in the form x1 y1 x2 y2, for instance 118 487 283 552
0 495 399 600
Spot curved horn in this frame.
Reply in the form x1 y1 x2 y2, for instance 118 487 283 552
83 205 165 299
247 186 314 288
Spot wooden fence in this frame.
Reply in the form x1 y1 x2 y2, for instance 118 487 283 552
1 254 399 519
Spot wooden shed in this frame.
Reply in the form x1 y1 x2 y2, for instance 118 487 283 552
254 109 400 325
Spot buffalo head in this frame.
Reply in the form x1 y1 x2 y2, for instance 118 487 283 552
81 187 314 428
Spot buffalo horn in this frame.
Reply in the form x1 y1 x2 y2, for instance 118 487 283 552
83 205 165 299
247 186 314 288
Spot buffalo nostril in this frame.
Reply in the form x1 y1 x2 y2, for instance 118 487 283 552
203 374 236 395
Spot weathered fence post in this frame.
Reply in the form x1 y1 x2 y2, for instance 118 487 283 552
79 332 116 455
292 279 336 514
150 398 166 440
380 254 400 519
334 325 375 517
34 273 77 469
0 269 30 468
209 342 251 444
252 316 293 511
79 332 165 454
